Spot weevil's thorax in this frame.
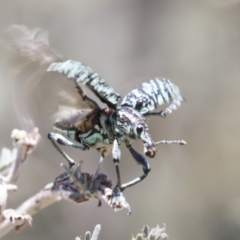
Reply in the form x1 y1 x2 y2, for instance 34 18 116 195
98 106 144 143
112 106 147 138
112 106 157 158
98 106 156 158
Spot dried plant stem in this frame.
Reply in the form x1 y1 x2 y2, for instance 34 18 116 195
0 182 60 238
5 128 41 183
0 160 131 238
0 128 41 237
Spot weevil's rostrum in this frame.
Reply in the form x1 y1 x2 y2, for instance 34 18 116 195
47 60 185 191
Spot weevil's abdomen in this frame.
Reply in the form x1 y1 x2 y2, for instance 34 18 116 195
53 115 113 156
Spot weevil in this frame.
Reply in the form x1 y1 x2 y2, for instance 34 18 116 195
47 60 186 191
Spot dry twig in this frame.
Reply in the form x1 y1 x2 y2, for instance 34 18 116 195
0 128 40 235
0 128 131 238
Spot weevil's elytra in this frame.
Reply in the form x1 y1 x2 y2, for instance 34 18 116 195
47 59 185 191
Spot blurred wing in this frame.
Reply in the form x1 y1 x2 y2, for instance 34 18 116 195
0 24 63 65
0 24 91 131
53 106 91 127
47 60 122 109
121 78 184 115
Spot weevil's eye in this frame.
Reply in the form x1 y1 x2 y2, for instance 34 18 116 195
136 126 143 135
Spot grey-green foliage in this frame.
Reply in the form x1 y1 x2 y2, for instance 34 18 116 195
75 224 101 240
75 224 168 240
132 225 168 240
84 231 91 240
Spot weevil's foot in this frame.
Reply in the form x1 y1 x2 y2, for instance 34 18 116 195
110 185 132 215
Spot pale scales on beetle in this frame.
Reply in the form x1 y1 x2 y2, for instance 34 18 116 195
1 25 186 214
47 59 186 192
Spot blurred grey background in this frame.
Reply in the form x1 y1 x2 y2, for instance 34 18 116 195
0 0 240 239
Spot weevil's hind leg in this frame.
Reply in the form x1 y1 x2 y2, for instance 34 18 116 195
112 139 122 187
144 96 185 118
48 132 89 167
120 143 151 191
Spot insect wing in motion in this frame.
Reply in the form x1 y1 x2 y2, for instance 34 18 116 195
47 60 122 109
0 24 91 131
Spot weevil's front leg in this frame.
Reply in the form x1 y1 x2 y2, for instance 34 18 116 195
112 139 122 187
48 132 89 167
120 143 151 191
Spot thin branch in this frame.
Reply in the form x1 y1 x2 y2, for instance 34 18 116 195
0 152 131 238
5 128 41 183
0 128 41 236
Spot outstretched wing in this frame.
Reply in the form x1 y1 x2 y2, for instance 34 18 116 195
0 24 63 65
53 106 91 127
121 78 184 116
0 25 92 131
47 60 122 109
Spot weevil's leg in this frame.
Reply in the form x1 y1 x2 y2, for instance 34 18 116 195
48 132 89 167
74 83 99 109
156 139 187 145
112 185 132 215
120 143 151 191
97 199 102 207
92 154 104 181
112 139 122 187
144 96 185 118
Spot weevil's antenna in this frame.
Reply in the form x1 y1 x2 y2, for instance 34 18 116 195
155 139 187 145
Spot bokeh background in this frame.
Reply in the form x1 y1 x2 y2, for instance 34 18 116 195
0 0 240 239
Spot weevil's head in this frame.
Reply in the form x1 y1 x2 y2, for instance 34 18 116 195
114 106 156 158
